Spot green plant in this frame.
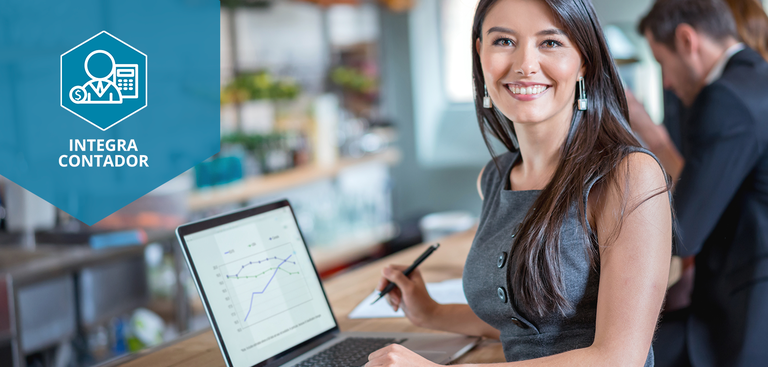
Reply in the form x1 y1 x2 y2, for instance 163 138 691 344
330 66 377 93
221 71 301 104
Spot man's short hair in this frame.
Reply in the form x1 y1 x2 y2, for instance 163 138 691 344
638 0 739 50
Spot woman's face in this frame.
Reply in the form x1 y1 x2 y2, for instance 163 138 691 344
477 0 584 126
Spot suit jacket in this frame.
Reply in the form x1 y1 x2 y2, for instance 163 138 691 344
662 89 686 152
673 47 768 366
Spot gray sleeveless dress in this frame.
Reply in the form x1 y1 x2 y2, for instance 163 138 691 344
462 150 654 366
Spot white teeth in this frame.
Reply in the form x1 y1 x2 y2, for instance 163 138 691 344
509 85 547 95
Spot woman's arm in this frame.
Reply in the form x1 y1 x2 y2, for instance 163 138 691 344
377 265 500 339
371 165 495 341
367 153 672 367
584 152 672 365
429 304 501 339
370 165 498 339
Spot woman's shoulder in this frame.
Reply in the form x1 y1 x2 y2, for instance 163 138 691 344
586 146 668 220
622 149 668 191
481 150 518 181
588 147 668 218
590 147 665 190
484 150 519 173
617 148 667 185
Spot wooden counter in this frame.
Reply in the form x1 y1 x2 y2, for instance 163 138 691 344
103 226 505 366
102 224 683 367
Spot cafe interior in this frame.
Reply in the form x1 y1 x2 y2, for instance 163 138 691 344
2 0 767 366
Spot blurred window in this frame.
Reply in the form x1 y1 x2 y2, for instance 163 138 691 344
441 0 477 103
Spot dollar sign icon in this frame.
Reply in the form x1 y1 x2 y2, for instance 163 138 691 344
69 86 87 103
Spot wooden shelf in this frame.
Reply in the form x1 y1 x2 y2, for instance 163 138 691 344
188 148 401 211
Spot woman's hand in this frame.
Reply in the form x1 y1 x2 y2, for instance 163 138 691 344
365 343 439 367
377 264 439 328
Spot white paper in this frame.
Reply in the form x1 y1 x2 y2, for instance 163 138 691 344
348 278 468 319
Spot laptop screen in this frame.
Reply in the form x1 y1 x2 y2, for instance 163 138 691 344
179 203 338 367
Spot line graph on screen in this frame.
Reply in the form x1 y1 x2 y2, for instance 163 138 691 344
219 243 313 328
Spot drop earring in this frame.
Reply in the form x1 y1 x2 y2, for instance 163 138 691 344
577 77 587 111
483 84 493 109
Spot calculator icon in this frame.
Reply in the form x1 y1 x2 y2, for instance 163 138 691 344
113 64 139 99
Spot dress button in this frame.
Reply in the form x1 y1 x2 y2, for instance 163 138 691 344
497 252 507 268
497 286 508 303
510 317 528 329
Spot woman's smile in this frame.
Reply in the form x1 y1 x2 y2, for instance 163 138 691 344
504 81 551 101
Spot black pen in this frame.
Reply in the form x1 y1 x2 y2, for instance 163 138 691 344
371 243 440 305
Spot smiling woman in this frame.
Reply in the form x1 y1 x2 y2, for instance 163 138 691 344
368 0 675 366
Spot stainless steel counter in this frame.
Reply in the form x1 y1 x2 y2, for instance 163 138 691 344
0 244 148 367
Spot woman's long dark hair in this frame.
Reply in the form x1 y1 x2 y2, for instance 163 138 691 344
472 0 672 317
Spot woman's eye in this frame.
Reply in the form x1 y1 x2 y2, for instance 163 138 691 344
542 39 563 48
493 38 514 47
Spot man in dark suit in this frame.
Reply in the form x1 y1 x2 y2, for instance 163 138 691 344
629 0 768 366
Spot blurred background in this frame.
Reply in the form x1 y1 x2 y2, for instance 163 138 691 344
1 0 765 366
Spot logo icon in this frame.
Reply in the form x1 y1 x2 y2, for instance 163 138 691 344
61 31 147 130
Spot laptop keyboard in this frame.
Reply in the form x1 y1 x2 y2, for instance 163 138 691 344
294 337 405 367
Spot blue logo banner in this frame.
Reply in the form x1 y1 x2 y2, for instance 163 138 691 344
0 0 221 225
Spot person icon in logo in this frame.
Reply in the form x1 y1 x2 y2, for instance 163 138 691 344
69 50 123 104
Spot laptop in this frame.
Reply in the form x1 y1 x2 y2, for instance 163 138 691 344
176 199 479 367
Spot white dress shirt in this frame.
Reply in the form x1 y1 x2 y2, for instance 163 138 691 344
705 42 746 85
